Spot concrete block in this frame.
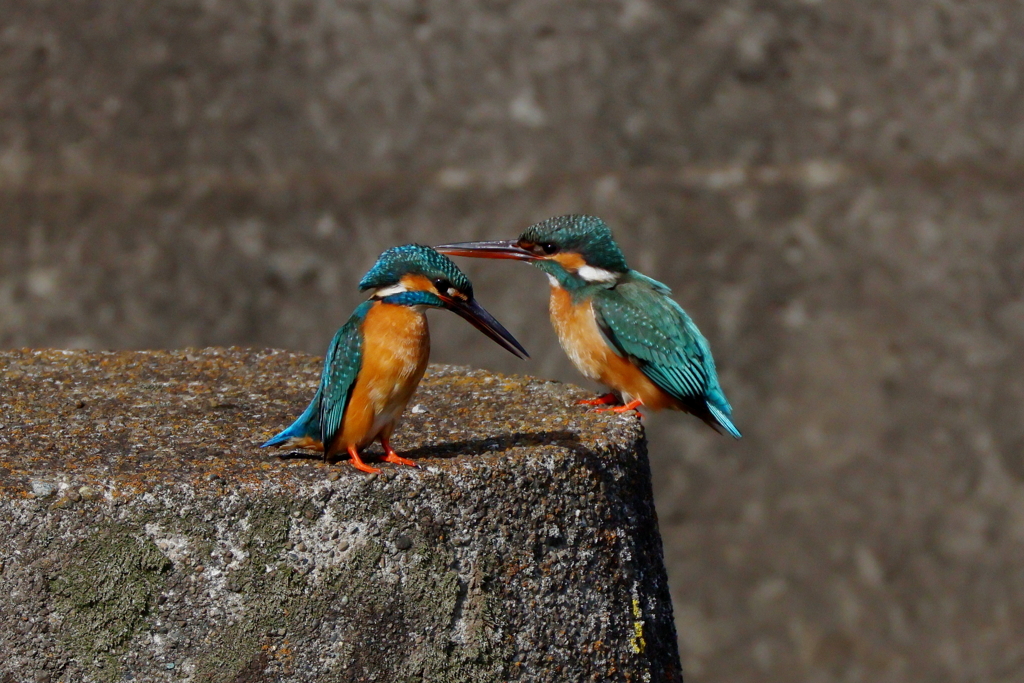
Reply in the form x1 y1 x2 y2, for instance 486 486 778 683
0 348 681 682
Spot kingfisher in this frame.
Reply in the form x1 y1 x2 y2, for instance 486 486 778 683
436 215 741 438
262 244 529 473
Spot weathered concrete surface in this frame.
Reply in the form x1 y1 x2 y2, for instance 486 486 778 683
0 348 680 682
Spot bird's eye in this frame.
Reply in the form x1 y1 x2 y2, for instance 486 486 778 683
528 242 558 255
432 278 450 292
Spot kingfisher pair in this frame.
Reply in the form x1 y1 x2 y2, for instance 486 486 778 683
263 215 740 474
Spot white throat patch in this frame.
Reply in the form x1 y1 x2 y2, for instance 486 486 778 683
577 265 619 284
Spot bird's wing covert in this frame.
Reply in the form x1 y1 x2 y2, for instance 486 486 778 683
317 302 370 445
592 280 715 402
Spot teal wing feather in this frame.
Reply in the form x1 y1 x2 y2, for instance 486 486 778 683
591 274 741 438
316 301 371 447
626 270 674 296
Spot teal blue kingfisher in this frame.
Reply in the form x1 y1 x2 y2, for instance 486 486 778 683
436 215 741 438
262 244 529 473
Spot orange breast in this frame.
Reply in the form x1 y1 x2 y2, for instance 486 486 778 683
331 302 430 454
548 285 679 411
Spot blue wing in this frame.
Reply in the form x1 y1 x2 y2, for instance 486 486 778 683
260 391 323 448
591 273 741 438
316 301 370 448
262 301 370 449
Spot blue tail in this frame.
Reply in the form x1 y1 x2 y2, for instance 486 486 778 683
261 397 321 448
706 401 742 439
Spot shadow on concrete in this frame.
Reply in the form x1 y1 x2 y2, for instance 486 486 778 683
272 430 580 464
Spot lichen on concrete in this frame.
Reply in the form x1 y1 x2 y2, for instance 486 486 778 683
48 526 172 682
0 348 682 682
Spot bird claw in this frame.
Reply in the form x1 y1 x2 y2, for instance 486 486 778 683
576 393 619 406
349 460 381 475
346 445 381 474
380 436 418 468
593 398 644 414
382 452 419 468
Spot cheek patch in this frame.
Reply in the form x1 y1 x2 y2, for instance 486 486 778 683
400 274 436 292
551 252 588 271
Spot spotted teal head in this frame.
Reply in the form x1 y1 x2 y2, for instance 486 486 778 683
359 244 527 359
434 214 629 290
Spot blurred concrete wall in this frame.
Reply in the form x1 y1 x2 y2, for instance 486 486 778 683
2 1 1024 681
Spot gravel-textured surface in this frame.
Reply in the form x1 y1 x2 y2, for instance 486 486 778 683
0 348 680 682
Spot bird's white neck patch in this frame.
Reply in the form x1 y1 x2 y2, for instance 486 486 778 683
577 265 619 284
373 283 408 298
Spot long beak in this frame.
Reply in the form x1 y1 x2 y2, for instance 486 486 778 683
443 297 530 359
434 240 538 261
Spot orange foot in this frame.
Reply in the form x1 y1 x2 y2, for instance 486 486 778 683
576 393 618 406
381 437 419 468
594 398 643 414
347 445 381 474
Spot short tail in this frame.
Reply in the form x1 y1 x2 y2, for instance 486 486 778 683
261 427 302 448
261 398 320 448
706 402 742 439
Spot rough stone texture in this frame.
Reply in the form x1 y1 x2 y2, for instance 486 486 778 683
0 349 680 682
2 2 1024 682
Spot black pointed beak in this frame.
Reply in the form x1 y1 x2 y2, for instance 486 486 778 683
434 240 538 261
443 297 529 359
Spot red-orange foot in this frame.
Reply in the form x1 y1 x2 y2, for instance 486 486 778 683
347 445 381 474
576 393 618 406
382 452 418 468
594 398 644 414
381 437 419 468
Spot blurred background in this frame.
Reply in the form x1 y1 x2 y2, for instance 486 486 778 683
2 1 1023 681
